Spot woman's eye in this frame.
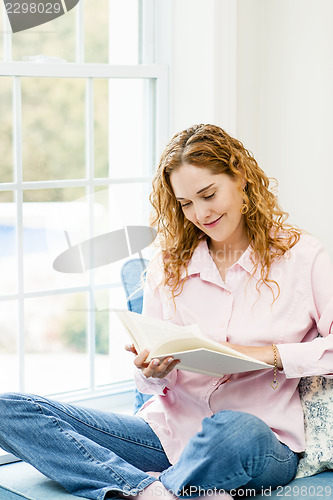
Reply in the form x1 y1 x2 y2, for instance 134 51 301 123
204 193 215 200
181 201 191 208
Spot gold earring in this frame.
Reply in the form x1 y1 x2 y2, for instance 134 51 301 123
241 203 248 215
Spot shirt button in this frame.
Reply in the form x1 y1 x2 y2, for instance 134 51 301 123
212 380 219 386
298 366 304 374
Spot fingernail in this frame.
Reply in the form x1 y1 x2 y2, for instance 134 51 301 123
152 359 160 366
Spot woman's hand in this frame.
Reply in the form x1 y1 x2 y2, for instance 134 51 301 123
125 344 180 379
221 342 283 369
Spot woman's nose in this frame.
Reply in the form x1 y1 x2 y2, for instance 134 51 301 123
195 203 211 222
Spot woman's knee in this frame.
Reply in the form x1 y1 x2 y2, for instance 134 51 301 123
0 392 26 408
201 410 274 455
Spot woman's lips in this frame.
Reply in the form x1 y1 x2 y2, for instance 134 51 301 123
202 215 223 228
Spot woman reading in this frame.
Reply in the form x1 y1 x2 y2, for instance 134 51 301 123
0 124 332 500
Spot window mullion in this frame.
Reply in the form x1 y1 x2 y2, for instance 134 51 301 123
155 66 169 167
142 79 155 177
86 77 96 390
13 76 25 392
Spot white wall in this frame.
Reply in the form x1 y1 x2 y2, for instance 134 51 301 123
170 0 237 137
170 0 333 256
237 0 333 256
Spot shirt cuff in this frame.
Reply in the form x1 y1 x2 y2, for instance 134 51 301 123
134 367 176 395
276 337 333 379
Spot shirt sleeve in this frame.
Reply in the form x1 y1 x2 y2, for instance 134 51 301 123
277 243 333 379
133 262 178 394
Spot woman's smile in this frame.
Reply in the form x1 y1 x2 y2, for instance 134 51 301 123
202 214 223 228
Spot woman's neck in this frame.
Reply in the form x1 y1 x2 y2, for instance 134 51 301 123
208 237 249 281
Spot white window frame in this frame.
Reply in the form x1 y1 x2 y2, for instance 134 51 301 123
0 0 170 409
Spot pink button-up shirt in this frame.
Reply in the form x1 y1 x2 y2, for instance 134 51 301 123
134 234 333 464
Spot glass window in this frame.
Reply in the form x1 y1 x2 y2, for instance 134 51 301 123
84 0 109 64
0 300 18 394
11 8 76 63
24 293 90 394
0 194 17 296
108 0 139 64
21 77 86 182
0 0 169 407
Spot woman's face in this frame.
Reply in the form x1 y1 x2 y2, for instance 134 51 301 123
170 163 248 251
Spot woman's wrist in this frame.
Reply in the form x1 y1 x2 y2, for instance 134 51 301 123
260 344 283 369
223 343 283 369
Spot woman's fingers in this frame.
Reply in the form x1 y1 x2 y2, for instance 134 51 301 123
133 348 151 369
130 348 180 379
141 356 180 379
124 343 138 355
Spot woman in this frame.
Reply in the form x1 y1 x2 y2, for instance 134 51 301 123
0 124 332 500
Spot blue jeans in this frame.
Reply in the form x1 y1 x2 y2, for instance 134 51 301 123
0 393 298 500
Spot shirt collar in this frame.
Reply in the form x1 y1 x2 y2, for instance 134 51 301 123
236 244 261 280
180 239 261 284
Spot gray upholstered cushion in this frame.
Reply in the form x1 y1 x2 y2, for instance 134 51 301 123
253 471 333 498
0 461 86 499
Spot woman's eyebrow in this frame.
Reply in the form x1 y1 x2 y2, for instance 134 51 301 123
196 183 215 195
176 183 215 200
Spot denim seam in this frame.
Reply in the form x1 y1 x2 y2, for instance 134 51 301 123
163 452 297 492
247 451 298 480
34 398 164 453
188 471 250 492
54 415 135 487
244 451 296 468
33 398 144 492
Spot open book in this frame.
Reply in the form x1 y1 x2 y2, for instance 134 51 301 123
115 310 273 377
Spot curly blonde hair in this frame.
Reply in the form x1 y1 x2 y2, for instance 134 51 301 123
150 124 301 299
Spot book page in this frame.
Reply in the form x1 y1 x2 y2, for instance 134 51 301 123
115 310 272 366
115 309 202 356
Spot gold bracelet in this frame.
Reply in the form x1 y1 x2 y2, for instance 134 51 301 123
270 344 279 390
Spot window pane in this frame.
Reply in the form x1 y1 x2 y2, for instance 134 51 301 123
109 79 153 178
0 197 18 295
0 191 14 202
0 77 13 183
25 293 90 394
0 300 19 393
85 0 108 64
11 7 76 63
21 77 86 181
95 287 133 388
84 182 151 288
22 191 89 293
23 187 86 203
109 0 139 64
110 181 151 227
94 79 108 177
